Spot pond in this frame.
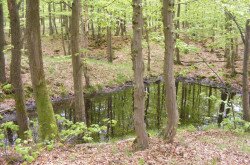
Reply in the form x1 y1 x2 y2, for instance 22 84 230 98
0 77 242 141
55 78 242 139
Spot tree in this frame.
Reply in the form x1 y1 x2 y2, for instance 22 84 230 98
162 0 179 143
71 0 86 123
0 2 6 84
242 19 250 122
7 0 29 139
26 0 58 140
131 0 149 150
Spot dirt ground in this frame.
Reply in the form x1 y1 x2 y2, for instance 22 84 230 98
29 130 250 165
0 35 245 110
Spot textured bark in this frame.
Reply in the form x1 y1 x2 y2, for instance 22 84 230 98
71 0 86 123
8 0 29 139
26 0 58 140
162 0 179 143
131 0 149 150
0 3 6 83
242 20 250 122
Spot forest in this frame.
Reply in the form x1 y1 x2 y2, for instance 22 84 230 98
0 0 250 164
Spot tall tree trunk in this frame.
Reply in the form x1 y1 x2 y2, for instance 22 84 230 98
0 3 6 83
26 0 58 140
242 20 250 122
107 26 113 63
42 5 45 35
80 0 91 88
7 0 29 139
225 11 231 68
52 2 58 34
48 2 54 35
175 0 182 65
144 0 151 72
162 0 179 143
71 0 86 123
131 0 149 150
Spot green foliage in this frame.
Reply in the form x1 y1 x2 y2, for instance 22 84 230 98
55 115 107 142
2 83 13 94
221 111 250 134
176 39 200 54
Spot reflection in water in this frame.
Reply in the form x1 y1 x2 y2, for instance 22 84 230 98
58 81 241 138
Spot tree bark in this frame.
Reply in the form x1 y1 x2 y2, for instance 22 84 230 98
7 0 29 139
107 26 113 63
26 0 58 140
131 0 149 150
175 0 182 65
0 3 6 83
242 19 250 122
71 0 86 123
162 0 179 143
48 2 54 35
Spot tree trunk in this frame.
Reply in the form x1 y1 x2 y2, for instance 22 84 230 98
225 11 231 68
71 0 86 123
131 0 149 150
162 0 179 143
26 0 58 140
175 0 182 65
0 3 6 83
48 2 54 35
242 20 250 122
7 0 29 139
52 2 58 34
107 26 113 63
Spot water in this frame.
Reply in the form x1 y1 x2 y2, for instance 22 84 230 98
1 79 242 141
57 80 242 138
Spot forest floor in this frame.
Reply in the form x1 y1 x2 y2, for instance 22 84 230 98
0 35 245 110
27 129 250 165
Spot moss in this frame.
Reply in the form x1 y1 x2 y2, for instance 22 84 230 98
34 80 58 140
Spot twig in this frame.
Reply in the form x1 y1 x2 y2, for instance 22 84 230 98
196 54 224 85
225 9 246 45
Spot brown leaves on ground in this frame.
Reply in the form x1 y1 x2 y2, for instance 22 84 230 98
33 130 250 165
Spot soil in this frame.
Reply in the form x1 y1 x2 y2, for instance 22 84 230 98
0 35 246 111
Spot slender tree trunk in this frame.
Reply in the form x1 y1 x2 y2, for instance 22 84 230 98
162 0 179 143
230 37 236 76
144 0 151 72
107 26 113 63
225 11 231 68
52 2 58 34
175 0 182 65
115 20 120 36
131 0 149 150
48 2 54 35
7 0 29 139
26 0 58 140
42 5 45 35
71 0 86 123
0 3 6 83
81 0 91 88
242 20 250 122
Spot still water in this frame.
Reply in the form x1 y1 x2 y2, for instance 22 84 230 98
56 80 242 138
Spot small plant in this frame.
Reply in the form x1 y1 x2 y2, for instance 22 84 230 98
55 115 107 143
221 107 250 134
2 84 14 94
